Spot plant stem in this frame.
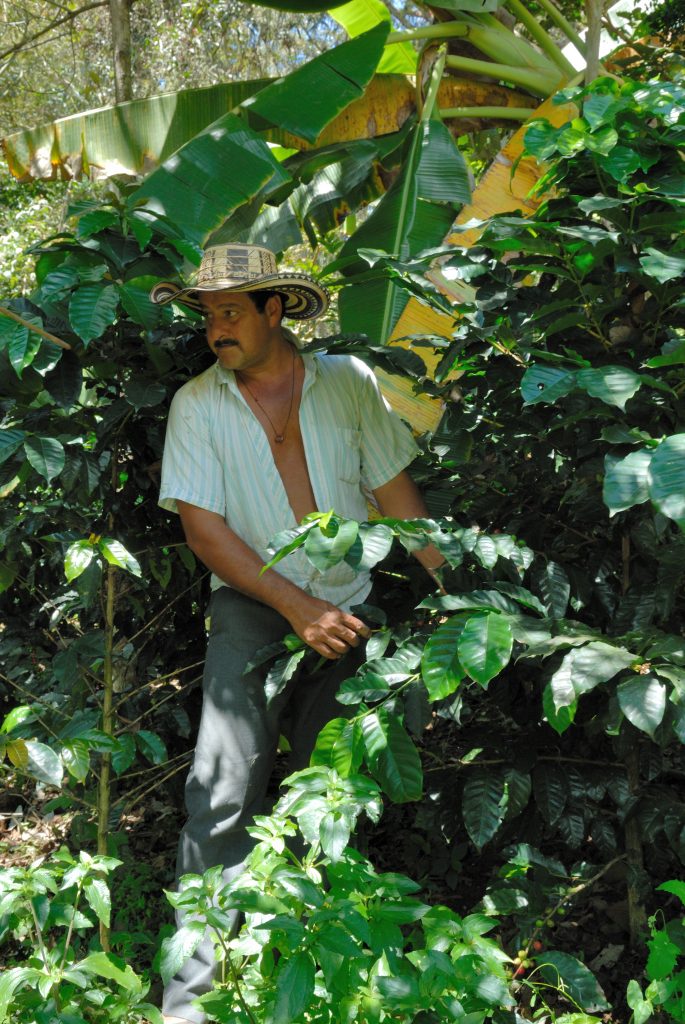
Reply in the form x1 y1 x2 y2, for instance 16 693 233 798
624 745 647 945
532 0 587 56
420 44 447 123
0 304 72 350
212 929 258 1024
29 899 51 967
59 881 84 975
388 23 471 45
445 55 558 98
97 559 116 952
440 105 535 121
502 0 577 77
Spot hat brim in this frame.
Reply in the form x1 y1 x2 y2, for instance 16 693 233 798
150 272 329 321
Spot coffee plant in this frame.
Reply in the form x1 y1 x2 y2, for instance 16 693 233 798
1 71 685 1021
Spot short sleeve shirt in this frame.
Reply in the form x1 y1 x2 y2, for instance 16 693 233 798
159 352 419 609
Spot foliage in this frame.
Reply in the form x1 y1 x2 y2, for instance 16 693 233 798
161 766 515 1024
0 0 342 137
2 38 685 1024
0 185 208 834
627 881 685 1023
0 847 162 1022
152 68 685 1018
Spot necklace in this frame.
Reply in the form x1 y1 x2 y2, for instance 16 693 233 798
238 349 296 444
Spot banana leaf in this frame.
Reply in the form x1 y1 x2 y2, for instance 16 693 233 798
334 116 471 343
1 80 270 182
330 0 417 74
242 23 389 143
128 114 291 244
208 127 411 249
207 201 303 252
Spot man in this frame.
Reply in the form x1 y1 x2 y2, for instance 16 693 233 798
152 244 445 1024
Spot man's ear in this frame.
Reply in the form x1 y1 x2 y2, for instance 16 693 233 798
265 293 283 325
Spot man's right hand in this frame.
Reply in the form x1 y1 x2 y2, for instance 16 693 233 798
288 595 371 660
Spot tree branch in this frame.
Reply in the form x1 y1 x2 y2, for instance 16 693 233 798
0 1 109 63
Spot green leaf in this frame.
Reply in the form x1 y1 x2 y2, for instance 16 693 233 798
273 951 316 1024
0 428 26 467
575 366 642 410
346 522 394 570
111 734 136 775
304 519 359 571
603 450 652 515
551 642 635 703
84 877 112 927
7 321 41 378
533 763 568 824
244 24 388 144
25 436 65 483
648 434 685 527
79 951 142 993
521 364 577 405
539 951 610 1012
361 710 422 802
338 116 470 344
25 740 64 787
538 561 570 619
311 718 364 776
3 78 278 181
331 0 416 73
462 768 507 848
136 730 168 765
76 209 119 237
131 112 290 243
337 671 393 704
160 922 206 986
639 247 685 284
123 378 167 410
646 930 680 980
44 351 83 408
69 284 119 343
118 277 170 329
458 612 513 686
1 704 34 733
320 810 351 862
626 979 652 1024
62 739 91 783
98 538 142 576
265 649 306 703
65 540 96 582
263 523 315 573
617 674 666 737
657 880 685 906
0 967 40 1021
421 617 466 700
543 681 577 734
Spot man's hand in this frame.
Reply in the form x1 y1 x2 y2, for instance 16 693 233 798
288 594 371 660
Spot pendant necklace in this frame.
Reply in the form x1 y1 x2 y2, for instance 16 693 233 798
239 348 296 444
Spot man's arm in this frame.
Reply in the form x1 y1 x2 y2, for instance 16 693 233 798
177 500 370 659
372 470 448 581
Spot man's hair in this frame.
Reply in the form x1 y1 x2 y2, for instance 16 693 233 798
247 290 284 318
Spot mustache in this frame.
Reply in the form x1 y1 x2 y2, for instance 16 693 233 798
214 338 238 348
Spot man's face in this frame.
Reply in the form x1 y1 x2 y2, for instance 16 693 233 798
200 290 281 373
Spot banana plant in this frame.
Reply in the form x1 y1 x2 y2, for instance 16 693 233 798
1 0 603 358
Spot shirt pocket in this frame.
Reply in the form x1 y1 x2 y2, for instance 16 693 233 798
337 428 362 485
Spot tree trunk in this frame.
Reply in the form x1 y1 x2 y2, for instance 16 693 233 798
109 0 133 103
584 0 603 84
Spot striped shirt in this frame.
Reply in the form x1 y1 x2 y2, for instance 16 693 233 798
159 352 419 609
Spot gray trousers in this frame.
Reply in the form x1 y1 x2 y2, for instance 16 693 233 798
162 587 362 1023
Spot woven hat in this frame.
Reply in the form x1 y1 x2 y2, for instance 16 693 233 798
150 243 329 320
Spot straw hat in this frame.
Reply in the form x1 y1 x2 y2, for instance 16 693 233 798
150 243 329 320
